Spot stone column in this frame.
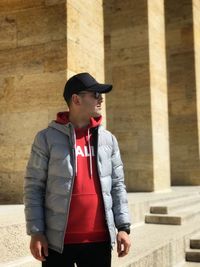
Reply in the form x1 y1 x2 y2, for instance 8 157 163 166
165 0 200 185
0 0 105 203
193 0 200 171
66 0 106 120
104 0 171 191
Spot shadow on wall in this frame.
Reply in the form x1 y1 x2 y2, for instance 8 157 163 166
165 0 200 185
103 0 155 192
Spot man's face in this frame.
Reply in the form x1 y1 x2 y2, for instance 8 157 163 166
77 91 103 118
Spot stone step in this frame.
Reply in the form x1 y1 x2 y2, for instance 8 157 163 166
2 219 200 267
145 203 200 225
112 218 200 267
128 191 200 224
0 256 39 267
1 187 200 267
179 262 200 266
145 214 182 225
186 249 200 262
190 235 200 249
150 195 200 214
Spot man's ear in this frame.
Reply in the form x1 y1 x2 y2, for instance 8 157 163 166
71 94 81 105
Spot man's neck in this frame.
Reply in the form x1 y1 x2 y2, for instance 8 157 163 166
69 112 90 129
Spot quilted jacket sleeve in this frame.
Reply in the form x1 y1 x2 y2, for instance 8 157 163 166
111 134 131 229
23 130 49 236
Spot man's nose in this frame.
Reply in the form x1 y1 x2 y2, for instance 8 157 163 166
98 95 103 103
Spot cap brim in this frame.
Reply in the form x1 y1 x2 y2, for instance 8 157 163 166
87 83 112 93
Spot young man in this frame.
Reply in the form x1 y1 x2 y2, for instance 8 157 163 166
24 72 131 267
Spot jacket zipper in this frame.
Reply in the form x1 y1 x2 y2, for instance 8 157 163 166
95 128 112 245
60 126 76 253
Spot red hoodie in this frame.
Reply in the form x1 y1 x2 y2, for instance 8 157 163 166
56 112 109 244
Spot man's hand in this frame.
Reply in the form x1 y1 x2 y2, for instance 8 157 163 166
30 234 48 261
117 231 131 257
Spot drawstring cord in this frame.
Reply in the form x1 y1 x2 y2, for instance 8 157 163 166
87 128 93 178
74 130 78 177
73 125 93 178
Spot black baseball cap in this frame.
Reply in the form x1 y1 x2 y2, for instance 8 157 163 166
63 72 112 102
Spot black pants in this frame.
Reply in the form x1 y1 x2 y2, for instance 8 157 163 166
42 242 111 267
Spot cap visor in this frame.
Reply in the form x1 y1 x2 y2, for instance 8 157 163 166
87 83 112 93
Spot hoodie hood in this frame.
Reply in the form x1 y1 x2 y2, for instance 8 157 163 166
55 111 102 129
55 111 70 125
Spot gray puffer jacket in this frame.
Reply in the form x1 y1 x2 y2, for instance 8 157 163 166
24 120 131 253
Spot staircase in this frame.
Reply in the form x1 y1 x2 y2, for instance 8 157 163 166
185 234 200 263
1 186 200 267
145 193 200 225
143 189 200 265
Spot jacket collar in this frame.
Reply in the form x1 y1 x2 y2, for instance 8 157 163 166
49 121 104 136
48 121 104 147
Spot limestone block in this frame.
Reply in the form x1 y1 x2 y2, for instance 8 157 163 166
66 0 104 90
109 8 148 31
0 71 67 113
17 4 66 47
148 0 170 191
111 45 149 67
193 0 200 158
0 75 15 110
170 117 197 144
107 0 145 12
125 169 154 192
44 40 67 72
111 25 148 50
172 171 190 186
45 0 65 6
111 65 150 91
170 98 197 115
94 60 105 81
78 17 103 45
0 45 44 75
0 171 24 203
181 24 193 48
67 3 103 59
114 132 138 153
105 0 171 192
189 170 200 185
165 0 193 21
0 15 17 50
67 39 104 74
0 0 44 13
0 111 49 146
0 145 14 172
66 3 80 43
128 152 153 171
67 0 103 27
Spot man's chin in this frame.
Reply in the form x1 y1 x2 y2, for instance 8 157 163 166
93 111 102 118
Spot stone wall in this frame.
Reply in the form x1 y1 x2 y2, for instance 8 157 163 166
0 0 200 202
104 0 171 191
0 0 105 203
148 1 171 191
165 0 200 185
0 0 67 203
193 0 200 163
